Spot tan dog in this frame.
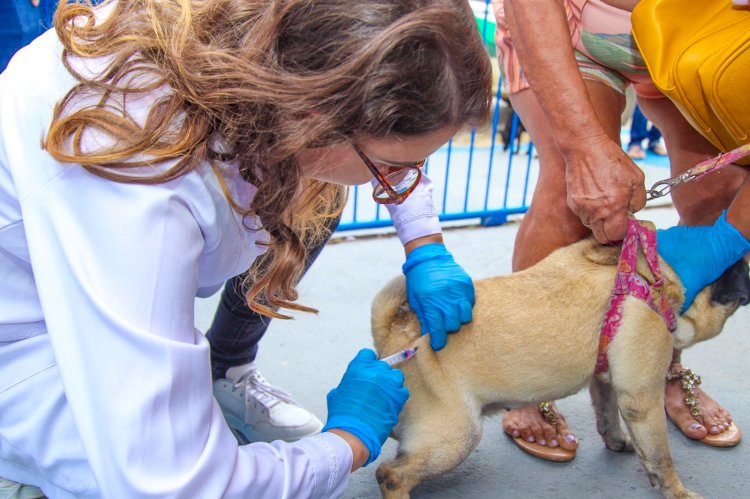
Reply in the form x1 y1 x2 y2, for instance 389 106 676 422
371 229 750 499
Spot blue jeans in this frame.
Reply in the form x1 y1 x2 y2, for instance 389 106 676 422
628 104 661 149
207 216 340 379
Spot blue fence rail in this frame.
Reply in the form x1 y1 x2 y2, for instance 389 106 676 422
337 1 536 231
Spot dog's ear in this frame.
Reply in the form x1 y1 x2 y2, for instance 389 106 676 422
711 259 750 306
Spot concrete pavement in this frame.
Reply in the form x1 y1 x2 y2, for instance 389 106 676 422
195 205 750 499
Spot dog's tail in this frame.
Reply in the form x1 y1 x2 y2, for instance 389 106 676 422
371 275 421 356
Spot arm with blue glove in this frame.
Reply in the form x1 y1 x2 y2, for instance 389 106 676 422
402 235 475 350
323 349 409 469
657 210 750 314
382 174 475 350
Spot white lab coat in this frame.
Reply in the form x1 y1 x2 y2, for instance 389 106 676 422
0 21 440 499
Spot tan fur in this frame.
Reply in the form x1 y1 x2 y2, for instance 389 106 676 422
371 230 741 499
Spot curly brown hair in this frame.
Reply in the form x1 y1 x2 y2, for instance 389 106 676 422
45 0 492 318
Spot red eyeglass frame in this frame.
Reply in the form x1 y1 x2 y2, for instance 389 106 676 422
351 143 425 205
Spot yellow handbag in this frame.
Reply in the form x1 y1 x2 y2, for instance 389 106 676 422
632 0 750 164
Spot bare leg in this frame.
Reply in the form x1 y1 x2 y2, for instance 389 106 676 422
638 96 747 226
727 174 750 239
639 95 749 442
502 80 625 454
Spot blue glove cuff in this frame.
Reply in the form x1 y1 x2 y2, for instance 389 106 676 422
402 243 451 273
323 417 381 466
657 210 750 314
716 210 750 252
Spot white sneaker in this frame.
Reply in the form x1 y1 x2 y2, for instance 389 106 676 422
0 478 45 499
213 362 323 444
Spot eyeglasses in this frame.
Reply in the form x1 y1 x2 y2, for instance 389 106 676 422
352 143 425 205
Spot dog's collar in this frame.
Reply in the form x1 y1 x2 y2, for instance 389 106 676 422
596 218 677 374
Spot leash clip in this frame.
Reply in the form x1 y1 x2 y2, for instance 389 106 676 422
646 175 682 200
646 168 708 201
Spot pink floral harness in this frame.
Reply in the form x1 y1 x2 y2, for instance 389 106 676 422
595 218 677 374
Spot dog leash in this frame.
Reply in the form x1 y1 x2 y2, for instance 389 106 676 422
646 142 750 201
595 217 677 374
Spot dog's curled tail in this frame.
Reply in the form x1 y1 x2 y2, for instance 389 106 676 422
371 275 420 356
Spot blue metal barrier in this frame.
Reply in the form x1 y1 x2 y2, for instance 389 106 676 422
336 1 535 232
337 102 536 231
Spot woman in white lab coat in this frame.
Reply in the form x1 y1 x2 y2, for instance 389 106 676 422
0 0 492 497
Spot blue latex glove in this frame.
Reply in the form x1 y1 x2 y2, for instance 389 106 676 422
402 243 474 350
322 349 409 466
657 211 750 314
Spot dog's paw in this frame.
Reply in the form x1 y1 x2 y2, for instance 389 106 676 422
668 488 703 499
376 463 410 498
603 432 634 453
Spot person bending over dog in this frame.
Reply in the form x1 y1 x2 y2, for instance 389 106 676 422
0 0 492 496
492 0 750 461
0 0 477 460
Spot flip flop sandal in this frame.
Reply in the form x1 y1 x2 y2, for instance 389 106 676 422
667 369 742 448
508 402 577 462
